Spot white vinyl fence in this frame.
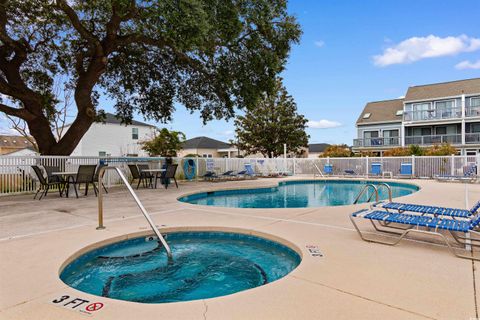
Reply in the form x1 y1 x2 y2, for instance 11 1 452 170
0 155 478 195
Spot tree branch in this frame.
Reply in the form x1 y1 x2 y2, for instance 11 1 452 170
55 0 101 51
0 102 30 119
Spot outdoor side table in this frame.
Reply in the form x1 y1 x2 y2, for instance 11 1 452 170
140 169 166 189
51 171 77 198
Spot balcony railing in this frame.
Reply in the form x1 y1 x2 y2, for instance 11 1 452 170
466 133 480 144
353 137 400 147
405 134 461 145
403 107 461 122
466 106 480 117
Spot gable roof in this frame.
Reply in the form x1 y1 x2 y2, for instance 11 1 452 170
182 136 231 149
103 113 154 127
0 135 36 148
308 143 330 153
356 99 404 125
405 78 480 102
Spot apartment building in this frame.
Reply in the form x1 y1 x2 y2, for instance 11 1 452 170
353 78 480 156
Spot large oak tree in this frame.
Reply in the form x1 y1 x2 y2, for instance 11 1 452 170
0 0 300 155
234 78 309 158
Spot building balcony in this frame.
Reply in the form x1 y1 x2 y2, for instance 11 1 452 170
405 134 461 146
353 137 401 148
466 133 480 144
403 107 461 122
466 106 480 117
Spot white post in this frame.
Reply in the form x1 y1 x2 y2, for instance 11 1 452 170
195 156 199 181
401 123 405 147
451 154 455 176
283 143 287 172
462 93 466 146
365 156 369 176
411 155 415 177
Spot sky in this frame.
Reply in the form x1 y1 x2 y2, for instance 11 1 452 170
1 0 480 145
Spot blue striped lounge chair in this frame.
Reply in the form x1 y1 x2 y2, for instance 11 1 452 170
350 206 480 260
373 200 480 219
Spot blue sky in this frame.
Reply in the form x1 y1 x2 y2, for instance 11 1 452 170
168 0 480 144
1 1 480 145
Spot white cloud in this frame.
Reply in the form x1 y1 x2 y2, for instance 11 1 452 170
307 119 342 129
314 40 325 48
455 59 480 70
373 35 480 67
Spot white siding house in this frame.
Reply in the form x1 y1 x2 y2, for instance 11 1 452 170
66 113 156 157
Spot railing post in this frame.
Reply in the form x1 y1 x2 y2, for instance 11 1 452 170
365 156 369 176
411 155 415 177
451 154 455 176
195 156 199 181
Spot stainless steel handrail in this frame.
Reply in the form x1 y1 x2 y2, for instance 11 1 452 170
97 166 172 260
313 163 324 178
353 184 378 204
377 183 392 202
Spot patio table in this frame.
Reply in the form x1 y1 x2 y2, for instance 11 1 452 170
140 168 166 189
51 171 77 197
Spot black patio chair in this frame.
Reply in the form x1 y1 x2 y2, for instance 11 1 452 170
93 163 108 194
162 164 178 189
128 164 153 189
31 165 64 200
44 165 63 184
70 165 97 198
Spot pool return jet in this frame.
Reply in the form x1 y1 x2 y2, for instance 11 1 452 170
96 166 173 260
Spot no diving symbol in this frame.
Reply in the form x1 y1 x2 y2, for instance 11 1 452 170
85 302 103 312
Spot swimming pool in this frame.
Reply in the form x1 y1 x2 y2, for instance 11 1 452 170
60 231 300 303
179 180 419 208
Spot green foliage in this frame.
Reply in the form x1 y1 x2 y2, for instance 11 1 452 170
141 128 185 157
183 153 201 158
234 78 309 158
0 0 301 154
320 145 352 158
424 143 457 156
383 144 456 157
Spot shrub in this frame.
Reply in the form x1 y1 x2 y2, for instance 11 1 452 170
383 145 424 157
320 144 352 158
424 143 457 156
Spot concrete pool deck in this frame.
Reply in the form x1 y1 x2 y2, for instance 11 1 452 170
0 177 479 319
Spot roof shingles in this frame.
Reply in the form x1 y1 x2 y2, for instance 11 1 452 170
356 99 404 125
405 78 480 101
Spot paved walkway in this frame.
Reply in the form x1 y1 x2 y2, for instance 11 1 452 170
0 177 479 319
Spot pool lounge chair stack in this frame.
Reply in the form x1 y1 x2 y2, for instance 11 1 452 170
350 199 480 260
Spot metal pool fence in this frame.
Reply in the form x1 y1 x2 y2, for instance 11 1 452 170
0 155 478 195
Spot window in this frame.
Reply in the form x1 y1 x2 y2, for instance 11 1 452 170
362 113 371 119
435 127 447 135
202 154 213 158
472 97 480 107
421 128 432 136
98 151 106 157
364 131 379 138
132 128 139 140
383 129 399 137
471 123 480 133
412 102 431 120
435 100 456 119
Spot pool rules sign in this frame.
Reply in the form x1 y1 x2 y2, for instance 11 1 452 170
50 294 105 316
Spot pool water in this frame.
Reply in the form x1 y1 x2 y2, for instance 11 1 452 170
60 232 301 303
179 180 418 208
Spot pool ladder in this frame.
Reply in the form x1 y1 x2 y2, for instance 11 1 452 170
96 166 172 260
353 183 392 204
